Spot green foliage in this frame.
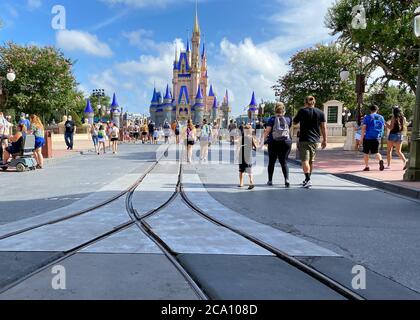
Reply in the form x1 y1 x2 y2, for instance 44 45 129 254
365 85 415 121
273 44 360 115
0 42 79 121
87 93 111 118
69 110 82 127
326 0 419 92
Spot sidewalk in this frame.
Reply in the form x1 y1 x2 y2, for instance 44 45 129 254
290 147 420 200
45 139 94 164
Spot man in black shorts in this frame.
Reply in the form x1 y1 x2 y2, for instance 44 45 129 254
361 105 385 171
293 96 327 189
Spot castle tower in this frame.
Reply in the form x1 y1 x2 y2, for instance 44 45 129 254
211 96 218 123
193 84 205 124
191 3 201 110
110 93 121 127
163 84 173 124
200 43 208 107
150 88 159 124
84 99 94 124
248 91 258 125
221 90 231 129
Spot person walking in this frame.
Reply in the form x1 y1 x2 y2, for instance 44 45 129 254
293 96 327 189
19 113 30 130
238 124 257 190
148 121 155 144
186 119 196 163
172 121 180 144
228 120 237 145
385 107 408 170
163 121 171 144
262 103 292 188
90 123 99 154
29 115 45 169
97 125 107 155
200 119 211 162
64 115 76 150
110 123 119 154
361 105 385 172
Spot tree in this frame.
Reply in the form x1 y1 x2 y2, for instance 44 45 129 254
365 85 415 121
273 44 361 114
326 0 419 93
0 42 79 121
87 93 111 118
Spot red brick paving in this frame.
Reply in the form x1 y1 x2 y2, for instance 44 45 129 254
293 148 420 192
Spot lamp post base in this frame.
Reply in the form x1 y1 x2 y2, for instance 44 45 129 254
404 168 420 181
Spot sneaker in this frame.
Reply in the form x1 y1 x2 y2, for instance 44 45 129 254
363 167 370 172
302 180 312 189
248 185 255 190
285 181 290 188
379 160 385 171
267 181 273 186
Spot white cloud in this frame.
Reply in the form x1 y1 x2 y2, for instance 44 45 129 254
27 0 42 10
211 38 288 114
56 30 113 57
264 0 336 54
102 0 177 8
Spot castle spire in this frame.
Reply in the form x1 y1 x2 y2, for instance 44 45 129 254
194 0 200 35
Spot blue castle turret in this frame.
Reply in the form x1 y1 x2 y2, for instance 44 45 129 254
193 84 205 124
110 93 122 127
84 99 94 124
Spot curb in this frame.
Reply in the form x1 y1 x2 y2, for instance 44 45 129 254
333 173 420 200
288 157 420 201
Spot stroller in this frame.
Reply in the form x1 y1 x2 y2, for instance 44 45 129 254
1 134 37 172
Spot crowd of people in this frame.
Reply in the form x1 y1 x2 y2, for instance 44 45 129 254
0 96 411 182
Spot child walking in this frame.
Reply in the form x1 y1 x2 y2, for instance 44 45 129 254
238 124 257 190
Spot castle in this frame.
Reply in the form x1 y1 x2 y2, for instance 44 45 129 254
149 5 231 128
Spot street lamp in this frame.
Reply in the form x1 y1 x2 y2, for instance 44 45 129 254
342 107 352 127
340 65 365 126
93 89 105 118
404 7 420 181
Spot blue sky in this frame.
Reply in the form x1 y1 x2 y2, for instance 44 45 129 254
0 0 337 116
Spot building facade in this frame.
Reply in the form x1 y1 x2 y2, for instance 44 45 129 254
150 6 230 128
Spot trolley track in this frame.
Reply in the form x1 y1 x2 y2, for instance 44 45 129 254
128 154 366 300
0 157 164 241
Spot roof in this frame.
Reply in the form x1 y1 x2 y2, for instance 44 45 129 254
196 84 203 99
213 97 218 109
208 85 215 97
201 43 206 59
249 91 257 106
176 52 191 71
178 85 190 105
111 93 119 108
151 87 159 104
164 84 171 100
84 99 94 113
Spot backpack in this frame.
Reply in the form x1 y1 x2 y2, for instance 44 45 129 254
98 130 104 139
272 116 290 141
369 114 384 138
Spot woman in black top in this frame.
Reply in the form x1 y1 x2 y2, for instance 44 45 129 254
2 124 26 167
262 103 292 188
385 107 408 170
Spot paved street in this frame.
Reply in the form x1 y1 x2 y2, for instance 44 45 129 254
0 143 419 300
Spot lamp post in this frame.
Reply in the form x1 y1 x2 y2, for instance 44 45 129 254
0 69 16 110
404 7 420 181
342 107 352 125
92 89 105 118
340 67 365 126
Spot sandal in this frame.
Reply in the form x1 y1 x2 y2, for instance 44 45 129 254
36 165 43 169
